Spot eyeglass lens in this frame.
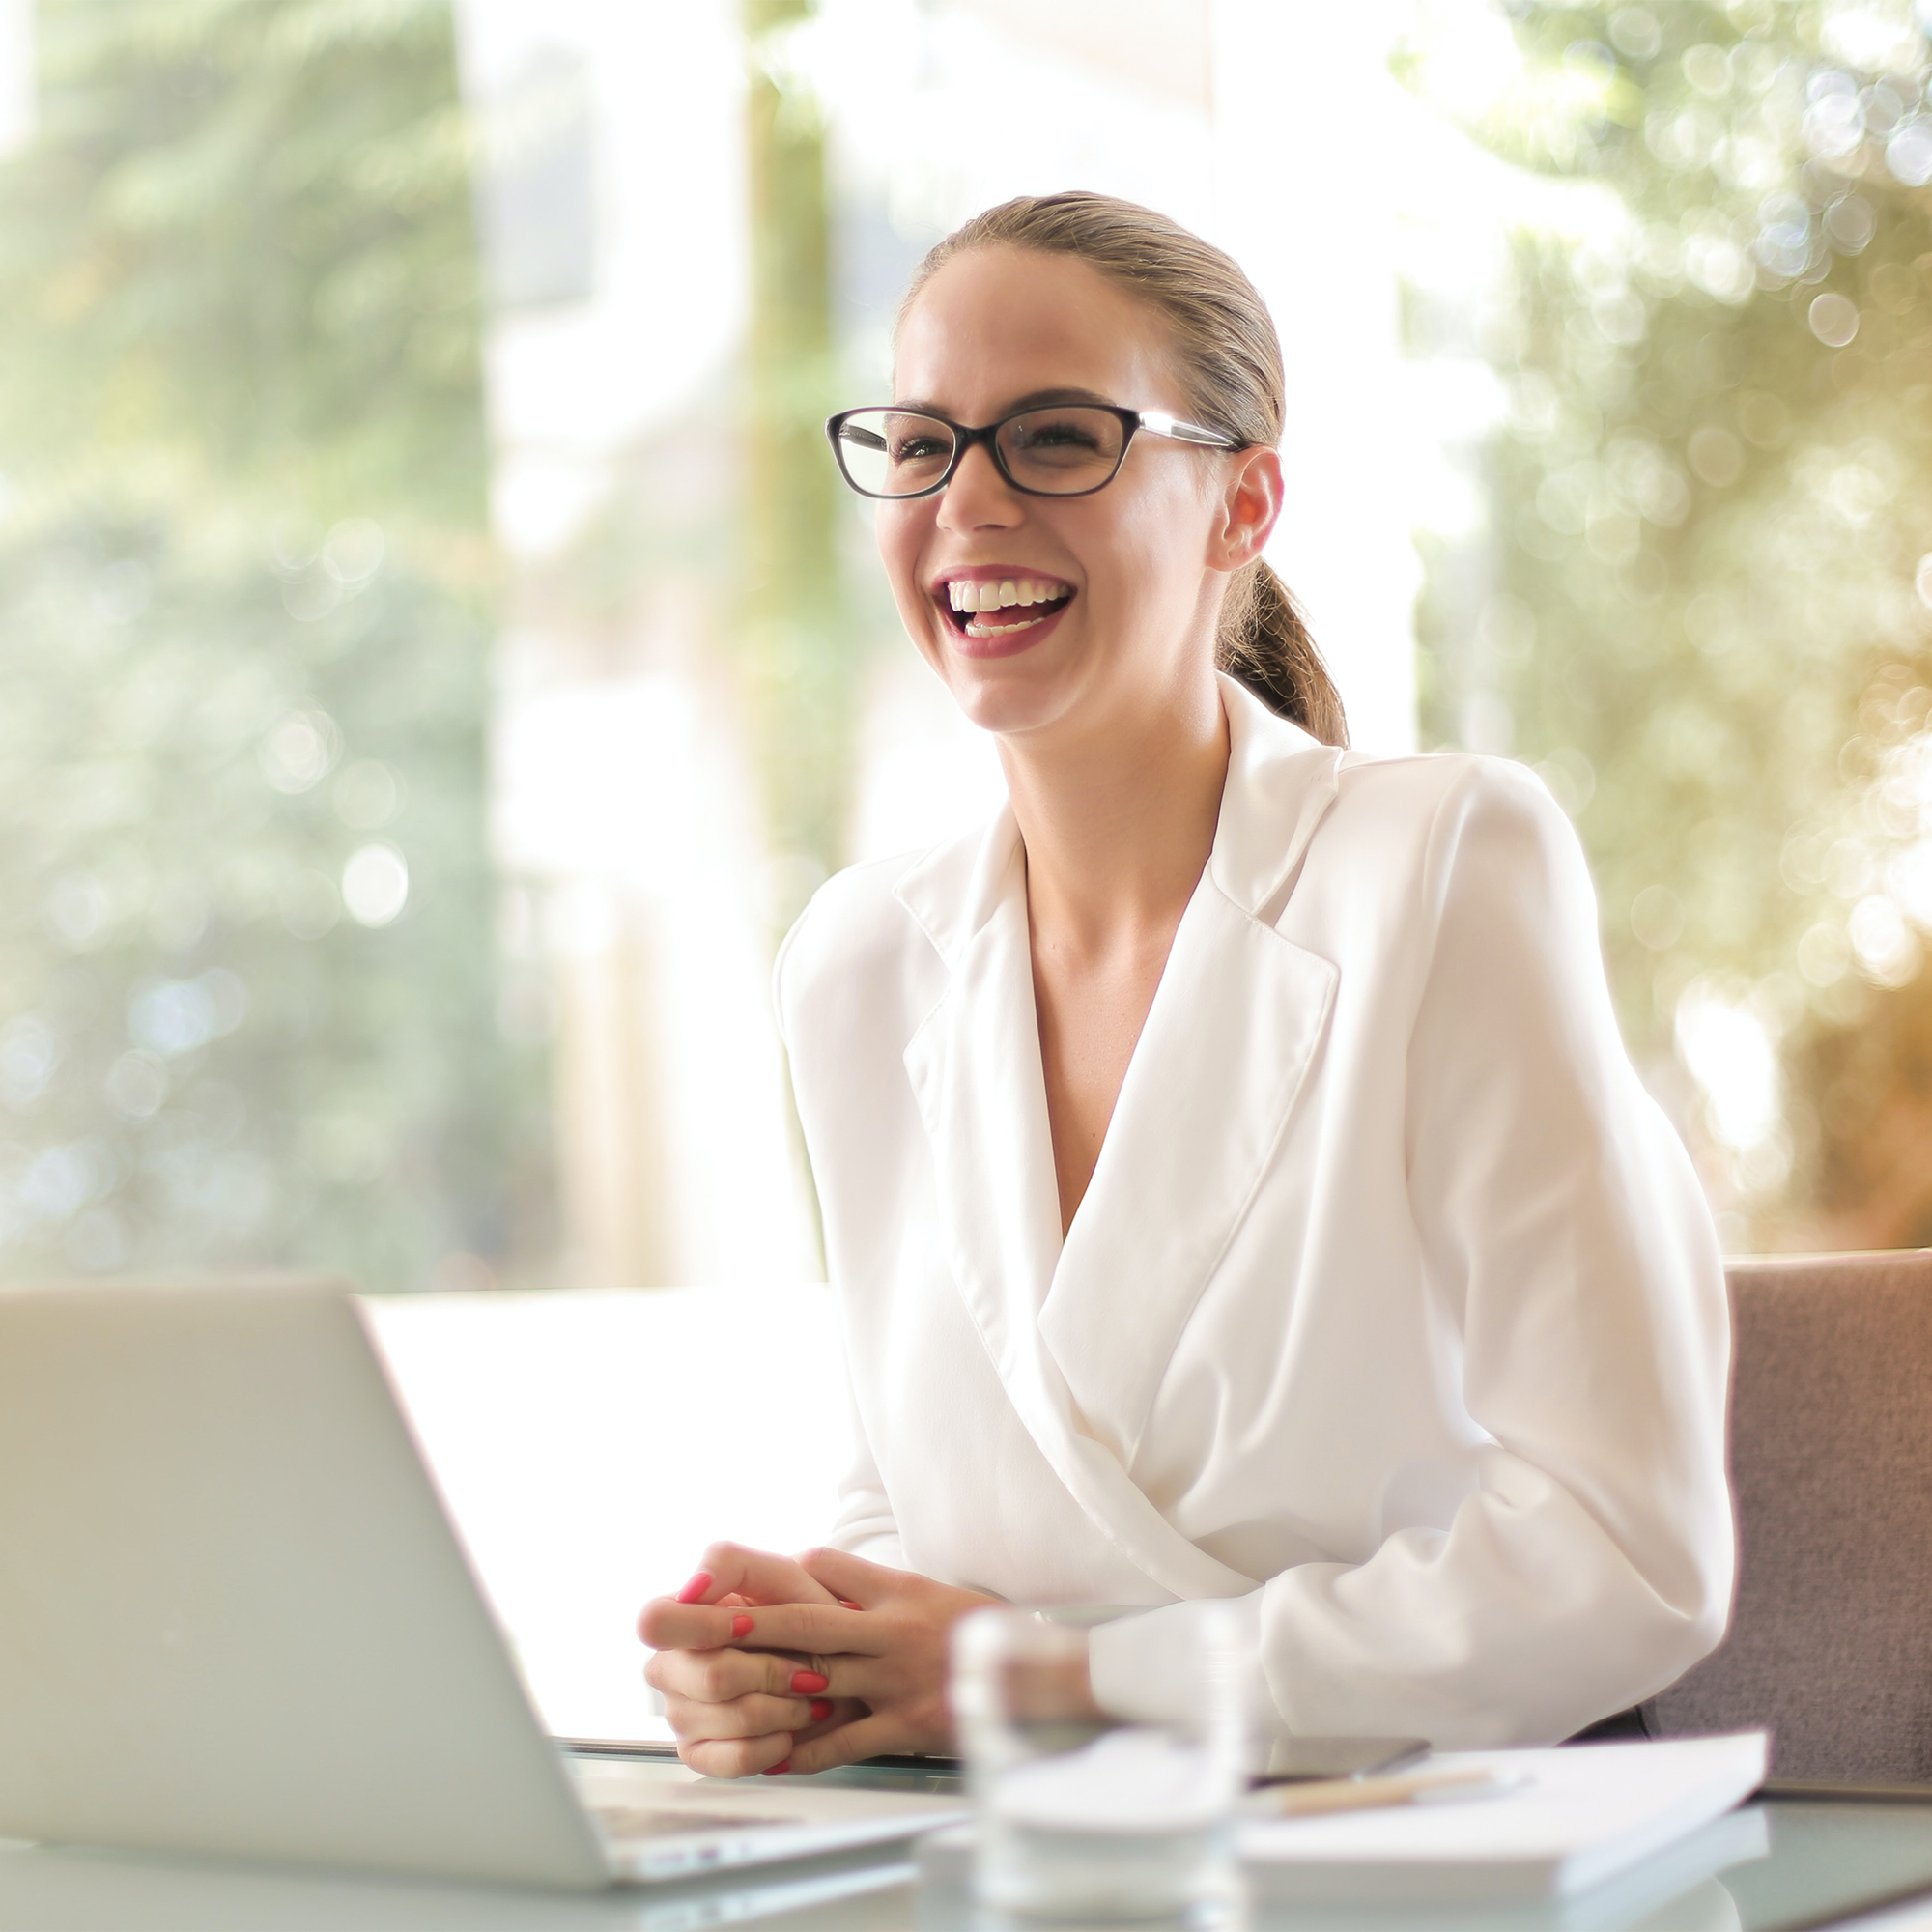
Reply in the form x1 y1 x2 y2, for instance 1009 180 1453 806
834 407 1128 497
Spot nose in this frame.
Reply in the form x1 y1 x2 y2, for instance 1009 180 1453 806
936 437 1023 532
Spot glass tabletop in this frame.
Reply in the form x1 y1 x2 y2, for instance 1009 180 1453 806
1723 1799 1932 1932
4 1793 1932 1931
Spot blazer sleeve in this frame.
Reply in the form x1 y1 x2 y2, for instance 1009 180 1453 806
1093 763 1734 1750
773 897 909 1572
824 1389 909 1566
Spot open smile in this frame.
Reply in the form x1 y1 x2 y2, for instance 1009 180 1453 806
933 571 1075 653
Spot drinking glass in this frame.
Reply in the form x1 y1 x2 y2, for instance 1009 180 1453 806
951 1605 1247 1925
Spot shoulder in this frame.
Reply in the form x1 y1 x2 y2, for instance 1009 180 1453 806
772 824 981 1047
1321 750 1580 885
773 853 919 1038
1328 746 1559 828
1214 680 1575 914
1283 750 1592 969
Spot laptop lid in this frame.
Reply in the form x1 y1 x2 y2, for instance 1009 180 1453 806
0 1278 611 1889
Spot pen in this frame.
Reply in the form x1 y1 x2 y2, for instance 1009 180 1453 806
1260 1766 1526 1818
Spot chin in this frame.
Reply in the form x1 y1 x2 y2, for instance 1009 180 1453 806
932 652 1085 744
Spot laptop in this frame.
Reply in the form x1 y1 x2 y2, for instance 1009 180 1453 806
0 1278 967 1889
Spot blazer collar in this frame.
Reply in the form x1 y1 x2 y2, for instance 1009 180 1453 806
891 792 1022 980
892 672 1344 960
1205 671 1346 917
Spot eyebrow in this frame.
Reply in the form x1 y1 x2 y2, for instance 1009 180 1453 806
891 386 1120 418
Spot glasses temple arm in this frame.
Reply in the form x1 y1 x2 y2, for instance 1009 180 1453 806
1138 411 1239 449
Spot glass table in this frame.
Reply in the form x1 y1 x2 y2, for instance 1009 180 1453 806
5 1766 1932 1932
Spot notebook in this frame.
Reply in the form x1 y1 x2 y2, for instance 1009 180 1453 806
1239 1731 1768 1904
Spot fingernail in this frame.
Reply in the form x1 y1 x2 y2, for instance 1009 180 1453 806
838 1600 862 1610
791 1669 829 1694
675 1572 712 1605
762 1758 792 1776
730 1614 754 1639
809 1699 833 1722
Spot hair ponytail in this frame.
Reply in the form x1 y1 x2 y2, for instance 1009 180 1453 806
902 190 1349 749
1216 559 1348 748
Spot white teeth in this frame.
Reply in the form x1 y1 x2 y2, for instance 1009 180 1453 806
944 577 1069 614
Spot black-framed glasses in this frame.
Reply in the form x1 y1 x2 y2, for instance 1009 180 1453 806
823 403 1239 500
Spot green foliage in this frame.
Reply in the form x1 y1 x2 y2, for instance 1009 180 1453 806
742 0 858 910
6 0 485 523
1413 0 1932 1239
0 0 546 1288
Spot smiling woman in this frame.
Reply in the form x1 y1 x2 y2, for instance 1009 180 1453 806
638 191 1733 1781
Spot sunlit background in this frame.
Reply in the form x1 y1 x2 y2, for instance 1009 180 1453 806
6 0 1932 1730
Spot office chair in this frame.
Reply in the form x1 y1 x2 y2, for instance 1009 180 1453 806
1643 1249 1932 1783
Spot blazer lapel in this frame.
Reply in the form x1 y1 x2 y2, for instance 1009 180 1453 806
1040 677 1347 1470
896 814 1256 1600
1038 885 1339 1469
897 811 1063 1386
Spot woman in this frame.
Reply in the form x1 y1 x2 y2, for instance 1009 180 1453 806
638 192 1732 1777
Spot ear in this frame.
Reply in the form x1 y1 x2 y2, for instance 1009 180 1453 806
1208 445 1283 575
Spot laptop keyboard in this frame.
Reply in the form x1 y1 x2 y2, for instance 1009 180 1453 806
592 1805 800 1842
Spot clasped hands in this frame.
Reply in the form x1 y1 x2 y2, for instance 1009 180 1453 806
637 1543 1001 1776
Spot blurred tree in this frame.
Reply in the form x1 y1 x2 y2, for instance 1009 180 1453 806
1406 0 1932 1245
742 0 858 910
0 0 550 1288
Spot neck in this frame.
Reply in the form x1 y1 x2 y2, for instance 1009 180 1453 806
999 668 1230 952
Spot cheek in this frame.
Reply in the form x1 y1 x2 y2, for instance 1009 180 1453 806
874 510 930 614
1124 477 1218 608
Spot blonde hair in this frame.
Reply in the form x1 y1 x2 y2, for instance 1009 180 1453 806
901 191 1348 748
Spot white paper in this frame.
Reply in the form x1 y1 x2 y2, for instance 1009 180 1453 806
1238 1732 1767 1904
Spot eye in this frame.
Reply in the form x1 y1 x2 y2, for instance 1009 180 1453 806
892 433 951 462
1010 415 1102 453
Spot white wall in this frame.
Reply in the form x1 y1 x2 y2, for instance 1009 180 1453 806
452 0 748 559
1211 1 1422 754
455 0 820 1289
369 1288 848 1741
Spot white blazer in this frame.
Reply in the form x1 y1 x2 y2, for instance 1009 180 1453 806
775 673 1733 1750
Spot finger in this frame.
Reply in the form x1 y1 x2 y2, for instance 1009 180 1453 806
638 1598 782 1652
648 1645 835 1704
784 1710 907 1776
795 1695 865 1744
663 1690 816 1741
676 1731 794 1779
797 1546 899 1609
688 1542 843 1610
706 1600 876 1657
652 1644 878 1708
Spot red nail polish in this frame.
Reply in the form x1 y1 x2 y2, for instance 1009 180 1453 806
730 1613 754 1639
761 1758 792 1776
675 1572 712 1605
809 1699 833 1722
791 1669 829 1694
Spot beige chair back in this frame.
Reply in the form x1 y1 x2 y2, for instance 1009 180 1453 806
1644 1250 1932 1781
